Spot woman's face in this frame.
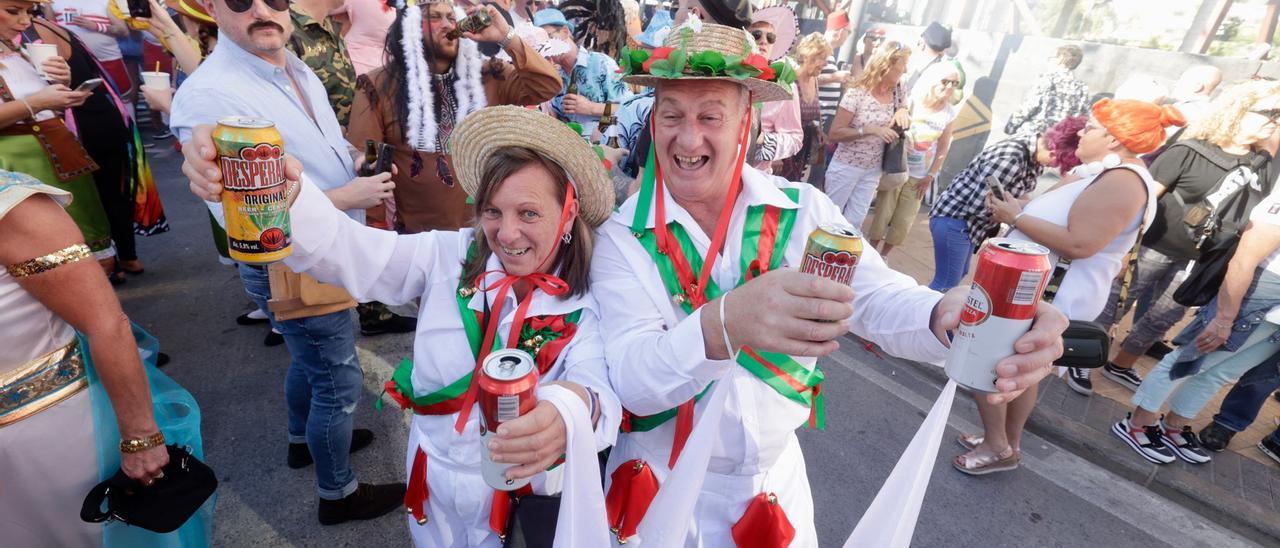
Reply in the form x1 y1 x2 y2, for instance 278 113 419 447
1073 117 1111 163
884 55 909 85
480 163 578 278
1235 96 1280 146
930 69 961 102
0 0 34 41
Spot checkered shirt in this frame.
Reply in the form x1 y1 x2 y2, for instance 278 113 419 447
929 133 1044 245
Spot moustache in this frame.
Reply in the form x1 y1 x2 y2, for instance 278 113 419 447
247 21 284 34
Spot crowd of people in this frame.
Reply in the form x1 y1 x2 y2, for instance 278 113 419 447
1 0 1279 545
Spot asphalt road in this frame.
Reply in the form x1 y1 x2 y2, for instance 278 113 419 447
117 143 1254 547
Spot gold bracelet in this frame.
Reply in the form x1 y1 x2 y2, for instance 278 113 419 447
120 432 166 453
6 243 91 277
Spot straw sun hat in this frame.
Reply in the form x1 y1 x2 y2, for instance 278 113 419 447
449 106 614 227
620 21 793 103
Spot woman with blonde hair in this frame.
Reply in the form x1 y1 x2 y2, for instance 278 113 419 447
824 40 912 229
1090 78 1280 397
776 32 832 182
866 59 964 257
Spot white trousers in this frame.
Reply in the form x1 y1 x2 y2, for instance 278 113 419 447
824 160 883 230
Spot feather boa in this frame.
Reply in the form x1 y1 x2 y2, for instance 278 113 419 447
398 2 488 152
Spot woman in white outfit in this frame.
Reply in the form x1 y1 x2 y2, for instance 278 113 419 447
823 40 911 229
955 98 1186 474
188 106 621 546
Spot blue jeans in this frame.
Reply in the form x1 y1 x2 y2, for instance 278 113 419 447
1212 354 1280 438
928 216 972 292
239 265 362 500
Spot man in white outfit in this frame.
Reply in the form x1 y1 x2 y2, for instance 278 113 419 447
593 20 1068 547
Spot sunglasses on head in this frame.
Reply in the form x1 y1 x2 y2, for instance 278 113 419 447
1251 108 1280 124
225 0 290 14
751 30 776 45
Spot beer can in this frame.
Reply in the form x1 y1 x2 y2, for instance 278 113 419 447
445 9 492 39
944 239 1052 393
478 348 539 491
215 117 292 265
799 223 863 286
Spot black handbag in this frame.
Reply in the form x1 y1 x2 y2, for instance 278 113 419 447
1057 320 1112 368
1173 237 1239 306
501 492 560 548
81 444 218 533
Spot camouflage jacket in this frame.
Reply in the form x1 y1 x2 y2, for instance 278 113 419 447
288 5 356 127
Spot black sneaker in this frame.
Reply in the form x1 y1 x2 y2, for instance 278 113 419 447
360 311 417 336
288 428 376 469
236 311 270 325
153 129 173 140
264 329 284 347
1198 422 1236 452
1144 341 1174 359
1102 362 1144 391
1160 419 1212 464
317 482 407 526
1111 414 1176 464
1259 436 1280 465
1066 367 1093 395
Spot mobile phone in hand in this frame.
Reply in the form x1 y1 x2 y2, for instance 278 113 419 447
372 143 395 175
75 78 103 92
986 175 1005 200
126 0 151 18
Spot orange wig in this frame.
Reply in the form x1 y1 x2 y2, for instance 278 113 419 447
1092 98 1187 154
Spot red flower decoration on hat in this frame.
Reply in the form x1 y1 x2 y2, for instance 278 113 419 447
743 54 774 80
644 47 676 73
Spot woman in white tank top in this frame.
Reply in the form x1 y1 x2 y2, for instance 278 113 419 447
952 99 1187 475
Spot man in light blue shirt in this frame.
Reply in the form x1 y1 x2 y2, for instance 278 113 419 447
169 0 405 526
536 8 632 139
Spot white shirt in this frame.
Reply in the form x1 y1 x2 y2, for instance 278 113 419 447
1007 163 1158 321
170 31 362 224
592 165 949 477
0 52 57 121
1242 192 1280 324
283 178 621 463
51 0 122 62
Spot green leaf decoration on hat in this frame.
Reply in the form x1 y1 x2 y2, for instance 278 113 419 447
648 46 687 78
688 51 727 76
771 61 797 86
722 54 761 79
618 48 651 75
565 121 584 136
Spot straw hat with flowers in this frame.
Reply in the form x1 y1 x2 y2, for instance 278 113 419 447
449 106 614 227
619 20 794 103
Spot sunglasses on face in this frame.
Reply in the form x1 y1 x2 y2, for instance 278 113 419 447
866 35 884 43
751 30 776 45
940 79 960 87
225 0 290 14
1250 108 1280 124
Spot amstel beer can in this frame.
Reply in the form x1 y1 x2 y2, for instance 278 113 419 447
478 348 539 491
215 117 291 264
799 223 863 286
944 239 1052 392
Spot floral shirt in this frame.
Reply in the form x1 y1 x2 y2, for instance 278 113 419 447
831 85 904 169
550 49 632 139
1004 67 1090 137
288 5 357 127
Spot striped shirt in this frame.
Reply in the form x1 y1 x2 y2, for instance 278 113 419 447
817 56 842 122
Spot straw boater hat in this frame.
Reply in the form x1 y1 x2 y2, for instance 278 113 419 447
619 21 793 103
449 106 614 227
167 0 216 25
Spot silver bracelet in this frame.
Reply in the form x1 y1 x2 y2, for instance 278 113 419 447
18 98 35 119
1012 211 1026 227
719 291 735 357
498 27 516 50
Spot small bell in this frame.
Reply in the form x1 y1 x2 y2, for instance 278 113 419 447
767 493 778 504
632 460 645 472
458 286 476 298
632 231 643 239
672 293 686 306
533 335 545 344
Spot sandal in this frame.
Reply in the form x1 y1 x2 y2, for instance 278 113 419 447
957 433 984 451
119 259 145 275
107 270 127 286
953 446 1020 476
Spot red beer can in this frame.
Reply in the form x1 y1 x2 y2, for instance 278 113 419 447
478 348 539 490
944 238 1052 392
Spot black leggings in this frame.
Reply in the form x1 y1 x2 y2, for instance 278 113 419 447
84 138 136 262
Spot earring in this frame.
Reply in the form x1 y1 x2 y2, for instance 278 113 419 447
561 233 572 245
